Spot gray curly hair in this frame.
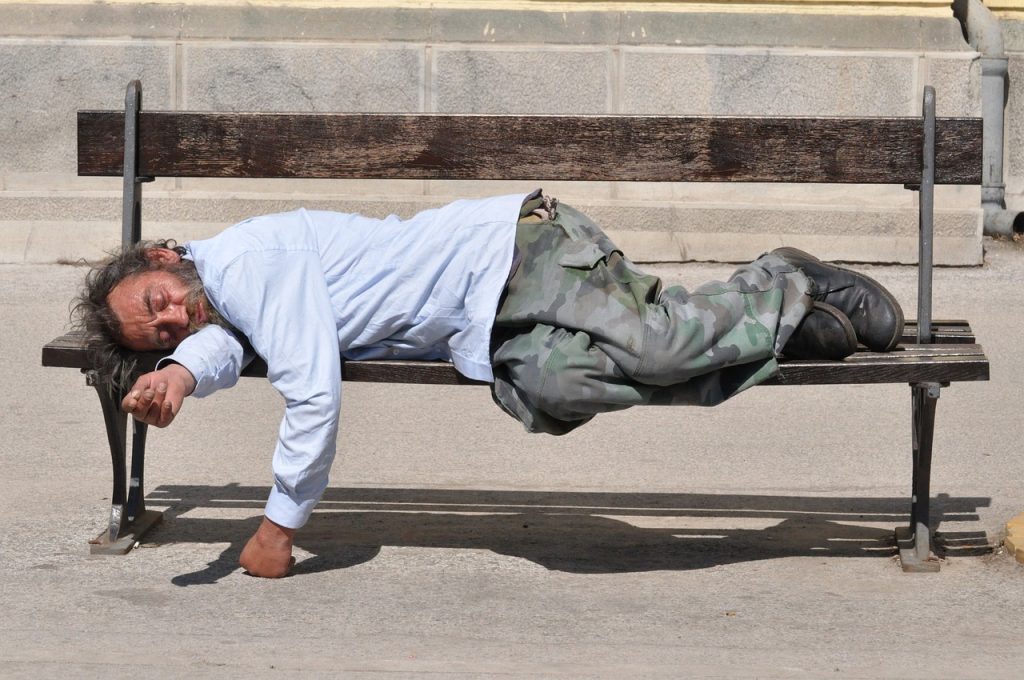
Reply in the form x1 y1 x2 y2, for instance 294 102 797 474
71 239 190 393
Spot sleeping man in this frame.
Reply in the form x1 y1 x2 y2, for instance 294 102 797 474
75 189 903 577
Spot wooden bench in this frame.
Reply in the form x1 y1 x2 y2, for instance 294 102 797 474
43 80 989 572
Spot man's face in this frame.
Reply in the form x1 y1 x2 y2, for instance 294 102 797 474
107 267 210 352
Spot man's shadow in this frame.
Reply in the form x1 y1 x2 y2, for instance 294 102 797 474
149 486 992 586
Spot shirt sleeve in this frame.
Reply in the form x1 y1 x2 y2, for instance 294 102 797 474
217 248 342 530
156 324 250 398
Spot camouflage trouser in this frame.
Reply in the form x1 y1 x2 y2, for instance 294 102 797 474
489 195 813 435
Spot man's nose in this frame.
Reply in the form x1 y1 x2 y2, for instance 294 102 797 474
157 303 189 327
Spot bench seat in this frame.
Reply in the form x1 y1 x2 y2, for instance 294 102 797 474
43 321 989 387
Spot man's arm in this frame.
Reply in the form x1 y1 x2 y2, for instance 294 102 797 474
219 248 343 578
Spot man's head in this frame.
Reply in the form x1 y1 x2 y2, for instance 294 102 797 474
104 247 211 352
73 240 225 391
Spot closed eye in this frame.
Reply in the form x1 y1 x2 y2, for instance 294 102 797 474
152 290 167 313
141 289 172 349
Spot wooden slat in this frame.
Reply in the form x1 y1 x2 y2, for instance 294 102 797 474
341 360 482 385
901 320 975 344
42 332 989 386
43 319 978 369
771 351 990 385
78 111 983 184
41 332 98 369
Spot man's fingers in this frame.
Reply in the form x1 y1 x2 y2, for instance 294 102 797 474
121 388 142 412
124 385 165 427
126 387 155 420
139 382 170 426
156 400 174 428
120 369 189 428
119 374 151 411
155 380 188 428
121 373 153 411
156 392 181 428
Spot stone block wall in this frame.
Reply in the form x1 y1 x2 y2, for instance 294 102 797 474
998 20 1024 222
0 2 992 264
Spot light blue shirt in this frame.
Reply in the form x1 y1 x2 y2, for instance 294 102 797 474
162 194 526 528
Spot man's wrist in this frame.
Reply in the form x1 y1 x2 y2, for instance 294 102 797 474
160 362 197 395
255 516 296 557
259 516 296 543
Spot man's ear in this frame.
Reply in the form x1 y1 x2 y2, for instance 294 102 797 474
144 247 182 265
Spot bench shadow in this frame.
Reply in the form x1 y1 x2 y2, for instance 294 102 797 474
145 485 992 586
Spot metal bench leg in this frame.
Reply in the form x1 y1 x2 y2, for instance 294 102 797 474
896 382 942 572
85 371 162 554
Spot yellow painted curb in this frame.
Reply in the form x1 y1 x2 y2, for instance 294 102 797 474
1005 513 1024 564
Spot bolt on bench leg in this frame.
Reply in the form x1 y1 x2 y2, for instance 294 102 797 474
896 382 942 572
86 371 162 554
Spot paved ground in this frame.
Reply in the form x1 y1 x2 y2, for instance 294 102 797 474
3 240 1023 679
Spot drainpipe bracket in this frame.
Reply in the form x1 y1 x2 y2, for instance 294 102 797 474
982 186 1007 203
980 57 1009 77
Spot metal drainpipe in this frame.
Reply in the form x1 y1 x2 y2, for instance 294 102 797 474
952 0 1022 236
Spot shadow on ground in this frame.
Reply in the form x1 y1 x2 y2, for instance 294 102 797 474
142 486 992 586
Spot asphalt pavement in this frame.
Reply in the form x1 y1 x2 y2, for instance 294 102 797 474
2 239 1023 678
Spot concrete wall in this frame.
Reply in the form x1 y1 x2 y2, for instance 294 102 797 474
997 19 1024 226
0 2 992 264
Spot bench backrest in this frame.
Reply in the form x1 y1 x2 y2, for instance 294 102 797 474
78 110 981 185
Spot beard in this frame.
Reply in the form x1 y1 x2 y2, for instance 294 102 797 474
166 260 230 334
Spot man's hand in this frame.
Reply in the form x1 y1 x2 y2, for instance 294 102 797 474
240 516 296 578
121 363 196 427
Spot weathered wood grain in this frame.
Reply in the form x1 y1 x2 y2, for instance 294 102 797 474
769 352 990 385
78 111 983 184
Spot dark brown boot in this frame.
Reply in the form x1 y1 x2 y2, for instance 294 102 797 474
772 247 904 352
783 302 858 360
